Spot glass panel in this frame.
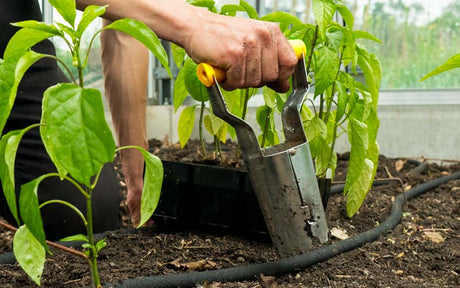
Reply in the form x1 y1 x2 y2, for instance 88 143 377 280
263 0 460 89
351 0 460 89
52 10 104 91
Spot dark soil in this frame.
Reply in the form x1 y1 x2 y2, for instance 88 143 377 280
0 139 459 288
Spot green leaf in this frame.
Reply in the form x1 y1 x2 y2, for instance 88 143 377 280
326 26 345 51
204 112 226 139
336 3 354 29
182 58 209 102
60 234 89 243
313 135 334 176
55 22 76 40
77 5 107 38
257 129 279 148
420 53 460 81
216 122 228 143
353 30 382 43
0 130 21 225
357 47 380 101
262 86 277 109
335 80 348 121
346 158 373 217
0 51 46 135
40 84 116 186
314 45 340 96
303 116 327 144
13 225 46 285
171 43 186 69
173 68 188 111
11 20 63 36
94 239 107 253
49 0 76 27
312 0 336 36
275 92 288 113
178 105 197 148
204 115 213 136
104 18 171 78
19 176 49 251
187 0 218 13
365 107 380 186
344 118 368 193
220 4 245 16
133 147 163 228
256 105 274 131
4 28 54 59
0 125 39 225
239 0 259 19
261 12 303 33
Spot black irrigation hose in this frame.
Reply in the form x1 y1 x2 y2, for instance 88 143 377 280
107 170 460 288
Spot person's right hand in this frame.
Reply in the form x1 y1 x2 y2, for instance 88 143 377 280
182 10 298 93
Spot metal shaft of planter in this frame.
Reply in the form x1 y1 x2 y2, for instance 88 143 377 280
200 50 328 256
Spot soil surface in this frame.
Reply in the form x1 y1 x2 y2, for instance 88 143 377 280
0 139 459 288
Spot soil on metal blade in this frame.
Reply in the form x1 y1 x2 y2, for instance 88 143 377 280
0 139 458 288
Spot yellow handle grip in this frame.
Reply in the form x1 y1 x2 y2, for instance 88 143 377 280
196 39 306 87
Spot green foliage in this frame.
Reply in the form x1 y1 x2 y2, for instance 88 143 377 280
41 84 116 186
178 105 198 147
13 226 46 285
420 53 460 81
0 0 168 286
134 147 164 228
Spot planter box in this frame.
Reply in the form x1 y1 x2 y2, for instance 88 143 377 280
152 161 269 240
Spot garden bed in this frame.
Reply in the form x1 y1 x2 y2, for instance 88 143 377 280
0 140 458 287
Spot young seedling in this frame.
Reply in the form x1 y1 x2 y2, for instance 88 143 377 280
0 0 170 286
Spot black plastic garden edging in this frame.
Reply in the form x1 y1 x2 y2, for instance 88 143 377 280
106 170 460 288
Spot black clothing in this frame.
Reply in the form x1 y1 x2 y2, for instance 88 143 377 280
0 0 122 240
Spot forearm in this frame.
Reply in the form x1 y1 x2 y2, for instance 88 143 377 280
76 0 204 48
100 21 148 189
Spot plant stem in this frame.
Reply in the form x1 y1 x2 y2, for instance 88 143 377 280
241 89 250 120
261 107 272 148
306 25 319 74
214 136 223 162
324 48 344 124
199 101 206 157
39 200 87 226
45 55 78 84
319 93 324 120
85 188 101 288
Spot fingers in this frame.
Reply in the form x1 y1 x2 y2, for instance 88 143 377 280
219 21 297 92
267 36 298 93
186 13 297 92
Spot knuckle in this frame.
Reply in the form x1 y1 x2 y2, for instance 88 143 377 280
265 70 279 83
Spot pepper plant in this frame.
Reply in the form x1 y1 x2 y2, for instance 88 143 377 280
420 52 460 81
267 0 383 218
175 0 382 218
0 0 170 287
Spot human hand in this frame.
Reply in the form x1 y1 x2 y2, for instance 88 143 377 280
183 12 298 92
